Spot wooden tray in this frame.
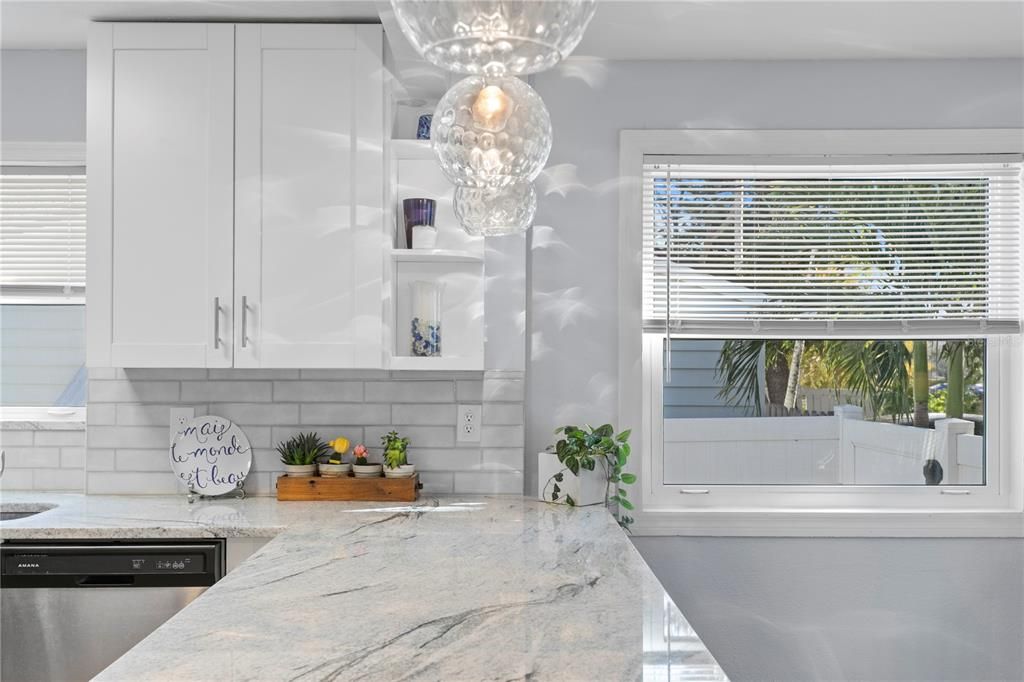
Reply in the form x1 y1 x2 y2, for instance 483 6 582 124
276 474 420 502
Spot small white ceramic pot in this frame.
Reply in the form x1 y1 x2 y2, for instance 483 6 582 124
318 462 351 478
384 464 416 479
352 463 383 478
284 463 316 477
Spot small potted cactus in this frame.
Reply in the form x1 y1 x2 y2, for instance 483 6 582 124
277 432 329 477
381 430 415 478
351 443 382 478
319 436 352 477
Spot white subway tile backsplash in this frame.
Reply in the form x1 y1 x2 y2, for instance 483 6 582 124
78 369 523 495
88 471 179 495
274 381 363 403
90 380 180 403
209 369 300 380
482 377 524 402
87 449 116 471
391 403 457 426
456 380 484 402
0 469 34 490
417 471 454 493
482 403 524 425
410 447 481 471
37 468 86 491
87 403 118 425
210 403 299 425
365 381 454 403
481 425 525 448
126 368 207 380
89 426 168 449
33 429 88 447
181 381 273 403
0 429 36 447
114 449 172 472
453 470 524 494
299 403 389 425
482 448 525 470
60 447 86 468
364 425 455 449
5 447 60 468
299 369 388 380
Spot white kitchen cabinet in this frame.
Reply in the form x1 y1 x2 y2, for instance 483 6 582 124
87 23 235 368
87 23 385 369
234 25 385 368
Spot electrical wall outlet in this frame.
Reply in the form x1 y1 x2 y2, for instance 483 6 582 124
457 404 482 443
169 407 195 444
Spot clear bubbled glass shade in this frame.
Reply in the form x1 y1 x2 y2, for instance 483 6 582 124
391 0 597 77
454 182 537 236
432 75 551 191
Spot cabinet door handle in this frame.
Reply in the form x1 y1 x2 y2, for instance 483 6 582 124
241 295 249 348
213 297 221 349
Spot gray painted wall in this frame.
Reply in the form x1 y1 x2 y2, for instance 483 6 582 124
634 536 1024 681
528 57 1024 493
532 58 1024 681
1 50 86 142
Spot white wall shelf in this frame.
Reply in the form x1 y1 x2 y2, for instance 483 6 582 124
389 355 484 371
390 248 483 264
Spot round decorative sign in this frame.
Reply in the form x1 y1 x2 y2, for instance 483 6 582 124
170 415 251 496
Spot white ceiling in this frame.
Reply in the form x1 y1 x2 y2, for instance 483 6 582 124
2 0 1023 59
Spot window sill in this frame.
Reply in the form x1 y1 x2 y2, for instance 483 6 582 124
0 407 86 431
631 508 1024 538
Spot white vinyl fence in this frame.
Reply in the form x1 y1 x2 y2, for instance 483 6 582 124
663 406 982 486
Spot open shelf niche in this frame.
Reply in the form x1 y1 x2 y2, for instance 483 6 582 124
385 136 485 371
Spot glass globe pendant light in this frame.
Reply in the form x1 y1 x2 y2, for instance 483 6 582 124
454 181 537 237
431 75 551 191
391 0 597 77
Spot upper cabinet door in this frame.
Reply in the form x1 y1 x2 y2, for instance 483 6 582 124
234 25 385 368
87 23 235 368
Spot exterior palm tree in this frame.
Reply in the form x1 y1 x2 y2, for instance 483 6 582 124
912 341 930 428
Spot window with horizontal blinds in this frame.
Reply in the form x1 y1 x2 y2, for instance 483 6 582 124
642 157 1023 338
0 169 86 299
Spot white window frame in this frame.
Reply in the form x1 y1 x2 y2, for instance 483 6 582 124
619 129 1024 537
1 141 88 422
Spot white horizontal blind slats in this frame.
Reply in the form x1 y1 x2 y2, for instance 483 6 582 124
0 173 87 294
641 159 1022 337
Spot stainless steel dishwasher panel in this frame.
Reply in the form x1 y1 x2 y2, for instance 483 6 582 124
2 584 207 682
1 541 223 682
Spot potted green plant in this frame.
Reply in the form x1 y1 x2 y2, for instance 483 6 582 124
277 432 330 477
539 424 635 530
319 436 352 477
381 430 414 478
351 444 382 478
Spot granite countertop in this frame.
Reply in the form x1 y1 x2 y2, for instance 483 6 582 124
0 493 726 681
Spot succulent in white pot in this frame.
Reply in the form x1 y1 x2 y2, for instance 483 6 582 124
351 444 382 478
318 436 353 477
277 432 329 477
381 431 415 478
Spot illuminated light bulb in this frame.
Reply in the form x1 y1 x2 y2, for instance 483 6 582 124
432 75 550 190
391 0 597 76
472 85 511 131
454 182 537 236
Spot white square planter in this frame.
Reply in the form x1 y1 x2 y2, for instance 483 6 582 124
536 452 608 507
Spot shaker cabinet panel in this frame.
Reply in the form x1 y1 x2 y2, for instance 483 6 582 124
87 23 235 368
87 22 386 369
234 25 385 368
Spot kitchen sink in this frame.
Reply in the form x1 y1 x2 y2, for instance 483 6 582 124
0 504 56 522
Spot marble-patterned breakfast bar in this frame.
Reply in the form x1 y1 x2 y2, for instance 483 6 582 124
0 494 726 681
